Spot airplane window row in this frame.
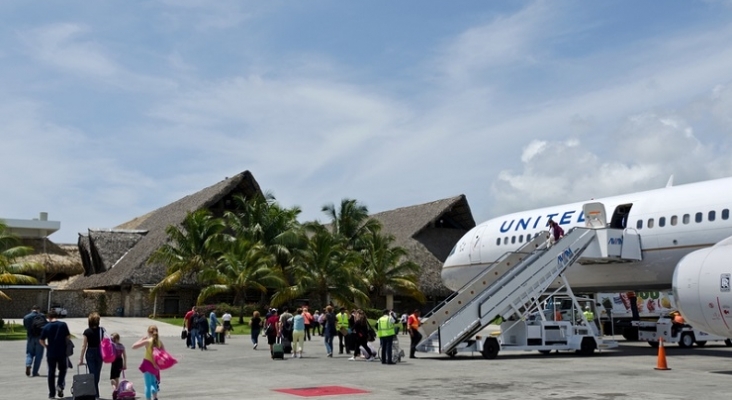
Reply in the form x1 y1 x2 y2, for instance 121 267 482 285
496 233 541 246
636 209 730 230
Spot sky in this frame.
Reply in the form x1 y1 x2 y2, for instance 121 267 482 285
3 0 732 244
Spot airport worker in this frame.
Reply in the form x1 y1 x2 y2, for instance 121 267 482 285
408 309 422 359
583 306 594 322
671 311 686 337
376 309 396 365
336 307 350 355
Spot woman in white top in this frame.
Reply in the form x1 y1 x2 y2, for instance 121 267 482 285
222 312 232 338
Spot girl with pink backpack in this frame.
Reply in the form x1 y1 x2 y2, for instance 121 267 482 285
109 333 133 400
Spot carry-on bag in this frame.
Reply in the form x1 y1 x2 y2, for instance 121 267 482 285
281 336 292 354
116 371 136 399
272 337 284 359
72 365 96 400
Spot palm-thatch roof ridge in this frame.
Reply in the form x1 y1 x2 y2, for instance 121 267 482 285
370 195 475 296
66 171 262 290
17 238 84 280
88 230 147 274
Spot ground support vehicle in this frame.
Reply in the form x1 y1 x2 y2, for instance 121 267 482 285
633 317 732 348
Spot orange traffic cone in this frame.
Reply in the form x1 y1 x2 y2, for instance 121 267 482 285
654 337 671 370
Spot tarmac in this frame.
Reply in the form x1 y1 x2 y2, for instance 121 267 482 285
4 317 732 400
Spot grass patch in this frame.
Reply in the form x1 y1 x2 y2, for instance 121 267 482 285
0 323 28 341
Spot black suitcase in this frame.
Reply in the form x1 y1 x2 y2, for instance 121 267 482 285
217 331 225 344
204 333 214 346
72 365 96 400
281 337 292 354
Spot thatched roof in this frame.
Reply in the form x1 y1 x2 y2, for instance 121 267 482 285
370 195 475 296
87 230 147 275
17 238 84 280
66 171 262 290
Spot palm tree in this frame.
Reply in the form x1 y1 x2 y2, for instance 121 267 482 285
149 210 226 295
0 222 45 300
322 198 381 250
197 238 286 323
360 228 425 308
272 222 368 308
224 192 303 271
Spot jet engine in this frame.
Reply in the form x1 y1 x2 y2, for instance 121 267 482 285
673 237 732 338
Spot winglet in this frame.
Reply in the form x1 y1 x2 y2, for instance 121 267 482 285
666 175 674 188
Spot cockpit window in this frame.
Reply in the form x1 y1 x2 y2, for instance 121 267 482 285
448 244 457 256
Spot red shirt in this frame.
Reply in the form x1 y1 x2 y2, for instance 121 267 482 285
184 310 195 329
266 315 279 334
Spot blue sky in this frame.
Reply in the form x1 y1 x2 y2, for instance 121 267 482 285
3 0 732 243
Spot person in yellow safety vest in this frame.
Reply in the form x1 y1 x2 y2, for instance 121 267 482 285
583 306 594 322
376 309 396 365
336 307 350 355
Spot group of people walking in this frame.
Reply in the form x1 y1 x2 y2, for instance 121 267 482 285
252 305 422 364
182 306 233 350
23 307 165 400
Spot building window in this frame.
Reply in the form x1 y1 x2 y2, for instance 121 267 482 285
648 218 655 228
683 214 690 224
723 209 730 220
636 220 643 229
696 212 703 223
659 217 666 227
671 215 678 226
709 211 716 222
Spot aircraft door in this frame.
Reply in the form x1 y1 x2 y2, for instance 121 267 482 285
469 226 487 264
582 202 608 228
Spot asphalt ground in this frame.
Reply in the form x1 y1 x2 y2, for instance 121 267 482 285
5 318 732 400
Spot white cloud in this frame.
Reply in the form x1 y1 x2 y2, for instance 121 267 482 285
20 23 118 77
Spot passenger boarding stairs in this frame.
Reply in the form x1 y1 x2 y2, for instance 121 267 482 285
417 212 641 355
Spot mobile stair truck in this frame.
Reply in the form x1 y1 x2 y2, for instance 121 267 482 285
416 203 643 359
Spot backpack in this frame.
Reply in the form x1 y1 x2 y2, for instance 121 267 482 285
31 314 47 337
117 372 136 399
281 314 293 333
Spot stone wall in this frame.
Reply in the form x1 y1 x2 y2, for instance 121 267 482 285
0 289 51 319
1 287 201 319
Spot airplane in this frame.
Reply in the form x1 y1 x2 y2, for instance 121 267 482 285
441 175 732 297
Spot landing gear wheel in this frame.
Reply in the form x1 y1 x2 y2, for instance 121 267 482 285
648 341 659 348
725 339 732 347
695 341 707 347
679 332 694 348
447 349 457 358
578 337 596 356
481 338 499 359
538 350 551 355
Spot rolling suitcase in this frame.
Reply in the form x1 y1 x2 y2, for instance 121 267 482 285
116 371 137 399
272 337 284 359
71 365 96 400
281 336 292 354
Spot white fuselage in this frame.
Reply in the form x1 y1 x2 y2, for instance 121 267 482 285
442 177 732 292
